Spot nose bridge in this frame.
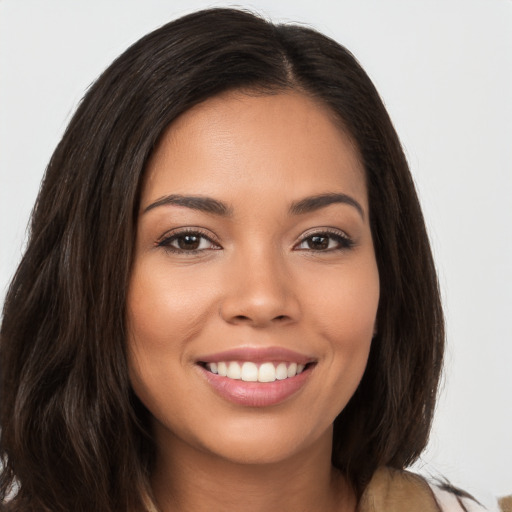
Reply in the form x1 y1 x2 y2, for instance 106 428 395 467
220 240 299 326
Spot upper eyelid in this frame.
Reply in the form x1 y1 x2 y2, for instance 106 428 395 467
296 227 351 240
155 226 352 249
156 227 220 245
293 228 354 252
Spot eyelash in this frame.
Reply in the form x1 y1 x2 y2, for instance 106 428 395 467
295 229 354 252
156 228 354 255
156 228 221 255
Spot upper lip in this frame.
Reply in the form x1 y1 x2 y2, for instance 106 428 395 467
196 346 315 365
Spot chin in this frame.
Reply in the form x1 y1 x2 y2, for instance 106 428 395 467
188 416 334 467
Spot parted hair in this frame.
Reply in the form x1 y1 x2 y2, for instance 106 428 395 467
0 8 444 511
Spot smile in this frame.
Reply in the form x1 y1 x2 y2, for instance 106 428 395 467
196 348 316 407
204 361 307 382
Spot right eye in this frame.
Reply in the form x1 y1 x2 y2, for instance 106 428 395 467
157 230 221 254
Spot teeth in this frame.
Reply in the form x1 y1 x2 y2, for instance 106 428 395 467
241 362 258 382
287 362 297 377
217 362 227 377
227 361 242 379
205 361 309 382
258 362 276 382
275 362 288 380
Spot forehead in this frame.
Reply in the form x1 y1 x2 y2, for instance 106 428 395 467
142 90 367 210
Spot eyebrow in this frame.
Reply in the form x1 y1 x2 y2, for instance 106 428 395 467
143 192 364 219
289 193 365 219
143 194 232 216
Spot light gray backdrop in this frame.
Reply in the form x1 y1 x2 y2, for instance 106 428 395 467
1 0 511 506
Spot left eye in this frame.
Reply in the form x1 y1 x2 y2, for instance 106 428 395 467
295 232 352 251
158 232 220 252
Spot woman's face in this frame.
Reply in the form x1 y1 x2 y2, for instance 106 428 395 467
126 91 379 466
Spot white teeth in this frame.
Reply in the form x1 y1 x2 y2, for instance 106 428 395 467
287 362 297 377
227 361 241 379
241 362 258 382
217 362 227 377
258 362 276 382
205 361 309 382
275 362 288 380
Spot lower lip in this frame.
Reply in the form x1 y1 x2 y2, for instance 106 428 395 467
199 365 313 407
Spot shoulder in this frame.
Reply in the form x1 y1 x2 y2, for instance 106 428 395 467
429 480 491 512
358 467 492 512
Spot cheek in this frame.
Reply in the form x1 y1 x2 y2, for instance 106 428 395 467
125 261 215 400
304 257 379 342
300 256 379 399
126 261 213 354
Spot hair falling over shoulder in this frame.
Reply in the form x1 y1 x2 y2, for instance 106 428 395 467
0 8 444 511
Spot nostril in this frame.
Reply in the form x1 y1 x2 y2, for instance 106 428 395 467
229 314 289 324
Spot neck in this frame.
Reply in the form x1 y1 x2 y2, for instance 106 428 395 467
151 427 356 512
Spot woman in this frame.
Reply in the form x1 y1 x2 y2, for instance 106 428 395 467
0 7 494 512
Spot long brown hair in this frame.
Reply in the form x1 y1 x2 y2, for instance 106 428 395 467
0 8 444 511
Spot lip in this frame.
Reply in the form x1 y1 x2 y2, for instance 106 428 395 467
196 346 314 365
196 346 316 407
199 365 313 407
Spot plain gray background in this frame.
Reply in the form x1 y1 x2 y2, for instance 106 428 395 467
1 0 511 506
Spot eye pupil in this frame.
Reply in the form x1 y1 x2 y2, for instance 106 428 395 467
308 235 329 250
178 234 200 250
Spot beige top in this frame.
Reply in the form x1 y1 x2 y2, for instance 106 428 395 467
359 467 493 512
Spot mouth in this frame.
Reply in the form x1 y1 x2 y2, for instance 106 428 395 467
199 360 313 383
196 347 317 407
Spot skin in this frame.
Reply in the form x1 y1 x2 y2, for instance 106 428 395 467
126 90 380 512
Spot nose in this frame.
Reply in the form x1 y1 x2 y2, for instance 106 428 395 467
219 247 301 328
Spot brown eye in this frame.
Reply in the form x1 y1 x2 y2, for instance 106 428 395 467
157 230 221 253
176 234 201 250
307 235 329 250
295 231 354 252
